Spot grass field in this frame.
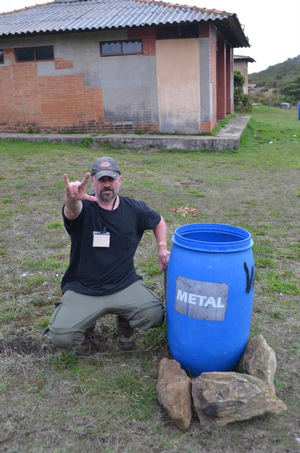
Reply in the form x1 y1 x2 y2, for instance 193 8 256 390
0 105 299 452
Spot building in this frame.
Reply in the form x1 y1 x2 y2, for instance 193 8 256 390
234 55 255 95
0 0 249 134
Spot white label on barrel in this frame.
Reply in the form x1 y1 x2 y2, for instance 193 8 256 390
175 276 228 321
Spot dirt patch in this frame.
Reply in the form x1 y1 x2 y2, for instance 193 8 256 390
0 335 47 358
175 179 204 186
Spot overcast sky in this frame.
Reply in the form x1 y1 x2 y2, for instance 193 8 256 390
1 0 300 74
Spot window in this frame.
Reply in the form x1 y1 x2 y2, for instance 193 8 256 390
35 46 54 60
0 50 4 63
123 40 142 54
15 46 54 62
16 48 34 61
156 24 199 40
100 40 142 56
101 41 122 56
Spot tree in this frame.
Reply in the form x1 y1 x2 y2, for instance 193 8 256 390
234 71 252 112
234 70 245 88
234 71 245 104
280 76 300 103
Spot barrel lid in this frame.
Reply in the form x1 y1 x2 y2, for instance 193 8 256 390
172 223 254 252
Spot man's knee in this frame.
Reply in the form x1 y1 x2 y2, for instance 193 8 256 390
130 304 165 330
149 304 165 328
48 328 84 349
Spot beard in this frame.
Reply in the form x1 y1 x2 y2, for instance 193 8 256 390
98 187 117 202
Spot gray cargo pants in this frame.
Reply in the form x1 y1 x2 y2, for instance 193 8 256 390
48 280 164 349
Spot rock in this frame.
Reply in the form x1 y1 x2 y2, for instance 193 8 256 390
242 335 277 392
192 372 287 427
157 358 192 430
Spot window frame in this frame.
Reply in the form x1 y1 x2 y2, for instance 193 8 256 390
100 39 143 57
15 45 54 63
0 49 4 64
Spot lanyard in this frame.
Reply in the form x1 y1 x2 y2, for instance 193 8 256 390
100 196 117 233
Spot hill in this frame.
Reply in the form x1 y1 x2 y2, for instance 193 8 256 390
248 55 300 106
249 54 300 88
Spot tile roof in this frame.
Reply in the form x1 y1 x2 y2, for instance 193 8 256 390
0 0 249 47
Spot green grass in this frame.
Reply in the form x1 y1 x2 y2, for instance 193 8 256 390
44 220 64 229
268 271 300 295
139 256 161 277
186 189 205 197
0 105 300 452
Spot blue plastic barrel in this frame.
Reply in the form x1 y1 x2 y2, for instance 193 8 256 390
298 101 300 120
166 223 254 376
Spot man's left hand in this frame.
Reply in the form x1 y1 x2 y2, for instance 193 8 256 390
158 249 170 270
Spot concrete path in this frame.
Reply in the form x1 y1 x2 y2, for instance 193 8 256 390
0 116 250 151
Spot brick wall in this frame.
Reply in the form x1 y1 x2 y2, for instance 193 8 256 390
217 36 226 120
0 25 222 134
201 122 213 133
0 45 158 133
55 58 74 70
128 26 156 55
0 49 105 132
200 23 217 133
226 45 233 114
210 25 217 130
199 22 210 38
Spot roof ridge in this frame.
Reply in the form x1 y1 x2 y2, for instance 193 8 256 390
0 1 54 16
0 0 234 16
133 0 233 15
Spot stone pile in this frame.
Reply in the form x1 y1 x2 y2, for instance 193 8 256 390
156 335 286 430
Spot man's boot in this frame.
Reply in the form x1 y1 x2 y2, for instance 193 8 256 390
117 316 135 351
73 322 96 356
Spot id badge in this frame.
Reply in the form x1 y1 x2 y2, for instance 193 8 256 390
93 231 110 248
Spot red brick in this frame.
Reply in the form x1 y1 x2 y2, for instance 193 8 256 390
0 51 106 132
201 122 213 133
55 58 74 70
128 26 156 55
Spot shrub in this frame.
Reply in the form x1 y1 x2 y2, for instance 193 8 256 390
280 76 300 104
234 71 253 112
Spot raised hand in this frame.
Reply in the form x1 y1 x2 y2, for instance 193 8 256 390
64 172 97 203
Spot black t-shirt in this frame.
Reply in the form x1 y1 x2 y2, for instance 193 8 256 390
61 196 161 296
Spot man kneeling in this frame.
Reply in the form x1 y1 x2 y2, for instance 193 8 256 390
48 156 170 354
